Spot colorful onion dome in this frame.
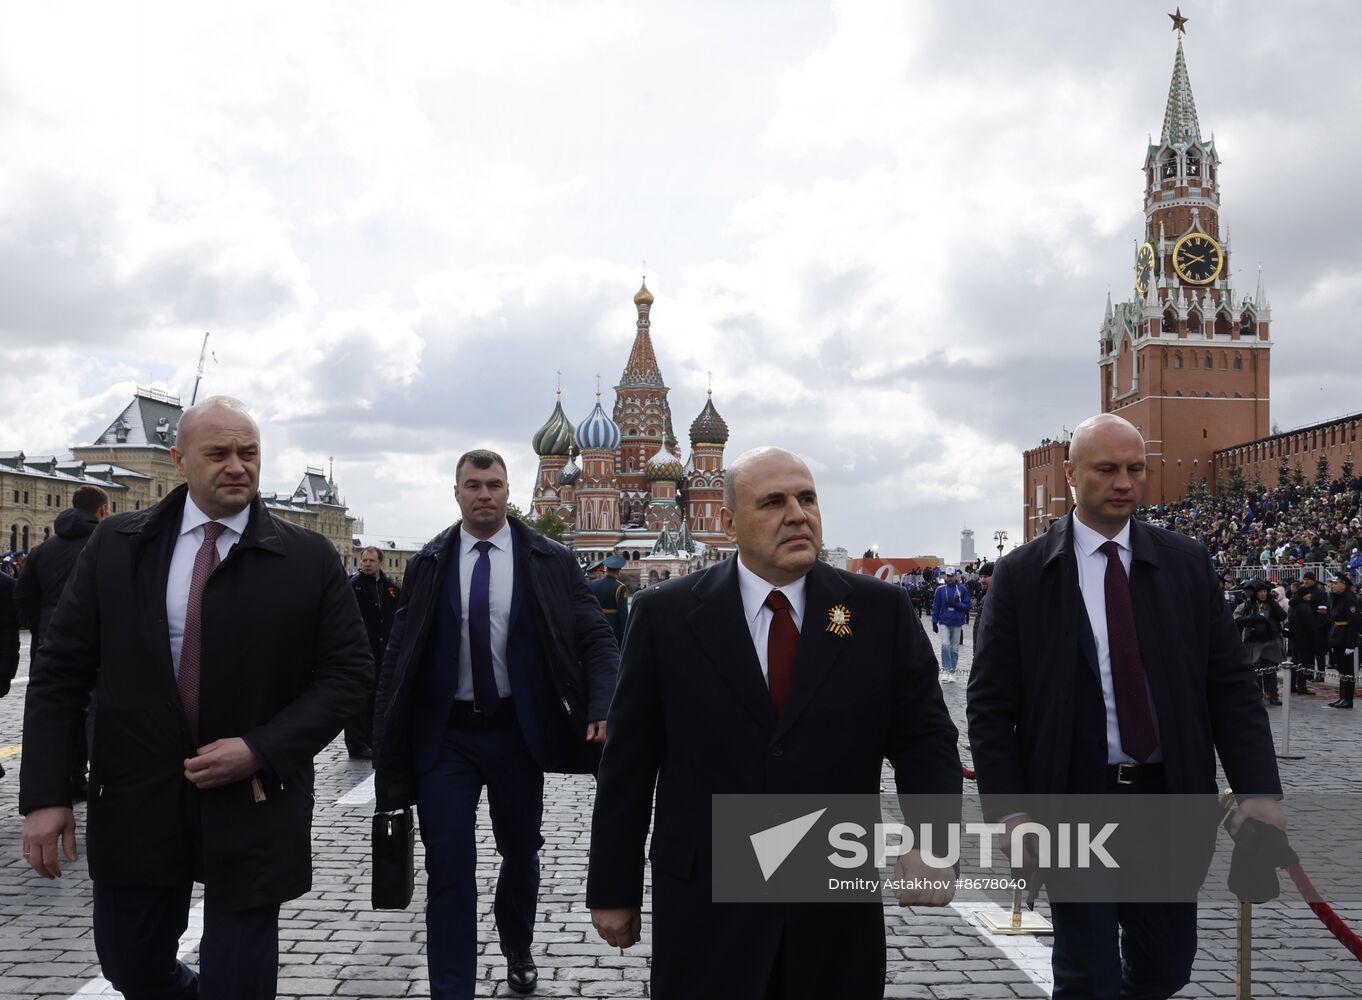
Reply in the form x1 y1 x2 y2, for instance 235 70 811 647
557 455 581 487
531 397 574 456
689 392 729 446
633 278 654 307
645 444 684 482
575 397 621 451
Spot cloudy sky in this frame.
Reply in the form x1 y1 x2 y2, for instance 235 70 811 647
2 0 1359 559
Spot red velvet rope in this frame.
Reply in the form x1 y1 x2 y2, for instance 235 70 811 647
959 768 1361 965
1288 865 1362 964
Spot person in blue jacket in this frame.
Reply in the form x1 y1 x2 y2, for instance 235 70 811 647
931 566 971 683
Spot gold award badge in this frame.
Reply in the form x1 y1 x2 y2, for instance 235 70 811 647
826 604 853 638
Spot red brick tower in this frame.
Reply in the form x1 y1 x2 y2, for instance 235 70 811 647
1025 22 1274 536
1098 27 1271 503
613 279 678 526
685 389 729 543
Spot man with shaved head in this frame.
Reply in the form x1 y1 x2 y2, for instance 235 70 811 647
20 395 371 999
968 414 1284 999
587 446 962 999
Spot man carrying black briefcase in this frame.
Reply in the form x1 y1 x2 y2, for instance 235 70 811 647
371 449 619 999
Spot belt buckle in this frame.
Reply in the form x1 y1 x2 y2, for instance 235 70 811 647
1116 763 1137 786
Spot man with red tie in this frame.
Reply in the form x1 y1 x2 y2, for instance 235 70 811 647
587 446 962 999
19 396 370 999
967 414 1285 999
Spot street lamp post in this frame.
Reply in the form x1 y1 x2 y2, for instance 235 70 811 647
993 530 1008 559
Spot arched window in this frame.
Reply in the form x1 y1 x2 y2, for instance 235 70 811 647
1203 353 1213 369
1187 312 1202 336
1234 391 1243 398
1204 391 1212 398
1233 352 1243 370
1173 351 1183 369
1186 147 1201 177
1240 313 1255 336
1163 309 1177 334
1215 311 1233 337
1161 149 1177 179
1175 390 1184 397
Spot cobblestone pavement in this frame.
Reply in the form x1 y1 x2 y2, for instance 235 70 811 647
1 627 1360 998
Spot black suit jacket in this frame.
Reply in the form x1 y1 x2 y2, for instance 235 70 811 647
586 557 961 1000
967 512 1281 813
371 517 620 811
20 485 371 911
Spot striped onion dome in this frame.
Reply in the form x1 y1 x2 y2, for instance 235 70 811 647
575 398 621 451
688 393 729 446
645 444 684 482
557 455 581 486
532 398 574 456
634 278 654 306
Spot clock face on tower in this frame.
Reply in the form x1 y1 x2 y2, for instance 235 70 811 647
1172 232 1224 285
1135 242 1156 294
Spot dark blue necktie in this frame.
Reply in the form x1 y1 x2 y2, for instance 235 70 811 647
469 539 499 714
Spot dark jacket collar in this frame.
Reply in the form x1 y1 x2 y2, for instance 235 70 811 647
417 516 556 561
114 483 284 555
1041 511 1163 571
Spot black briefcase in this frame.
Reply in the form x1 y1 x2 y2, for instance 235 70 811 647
371 808 415 910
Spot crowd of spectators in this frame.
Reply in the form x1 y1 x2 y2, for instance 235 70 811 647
1138 461 1362 576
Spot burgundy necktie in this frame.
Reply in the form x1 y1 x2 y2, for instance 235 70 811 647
179 521 226 742
1098 540 1158 762
764 589 799 715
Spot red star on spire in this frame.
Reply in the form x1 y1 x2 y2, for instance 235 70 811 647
1169 8 1189 34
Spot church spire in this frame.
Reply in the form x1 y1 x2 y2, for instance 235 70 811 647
1160 34 1201 146
619 279 665 389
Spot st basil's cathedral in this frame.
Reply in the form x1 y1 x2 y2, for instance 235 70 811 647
529 280 734 582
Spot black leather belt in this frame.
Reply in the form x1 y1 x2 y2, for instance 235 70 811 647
448 698 517 731
1108 762 1164 786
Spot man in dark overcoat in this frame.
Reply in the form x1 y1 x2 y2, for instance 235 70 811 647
586 446 962 1000
968 413 1284 999
345 544 401 757
20 396 370 999
372 449 619 1000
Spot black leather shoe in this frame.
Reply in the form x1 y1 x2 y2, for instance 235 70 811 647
506 949 537 994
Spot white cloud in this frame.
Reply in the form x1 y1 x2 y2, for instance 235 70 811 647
2 1 1360 558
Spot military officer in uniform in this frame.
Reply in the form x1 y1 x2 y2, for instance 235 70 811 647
589 556 630 644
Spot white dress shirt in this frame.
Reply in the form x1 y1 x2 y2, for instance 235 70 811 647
167 496 251 678
735 556 807 686
455 521 514 701
1071 515 1163 764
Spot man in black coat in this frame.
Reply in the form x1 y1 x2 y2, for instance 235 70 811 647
1288 572 1326 694
372 449 619 1000
20 396 370 999
345 545 401 758
15 484 109 647
587 447 962 1000
968 414 1284 1000
0 570 17 780
1326 571 1359 709
15 484 109 798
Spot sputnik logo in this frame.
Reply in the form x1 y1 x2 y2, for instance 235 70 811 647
749 808 827 881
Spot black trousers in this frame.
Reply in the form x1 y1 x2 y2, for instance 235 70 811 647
93 882 280 1000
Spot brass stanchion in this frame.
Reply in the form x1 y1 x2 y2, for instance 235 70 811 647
976 883 1053 935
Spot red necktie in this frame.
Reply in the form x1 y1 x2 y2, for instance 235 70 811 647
1098 540 1158 762
764 589 798 715
179 521 226 742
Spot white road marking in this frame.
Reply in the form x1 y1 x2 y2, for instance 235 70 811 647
950 899 1055 995
73 903 205 996
337 772 376 806
68 767 374 997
